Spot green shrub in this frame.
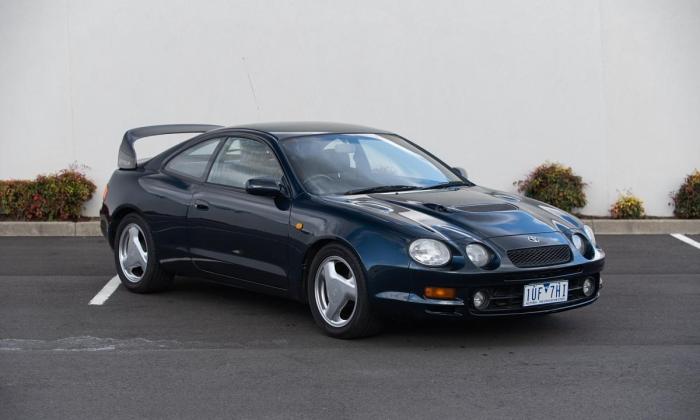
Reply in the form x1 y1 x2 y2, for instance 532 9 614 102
610 192 645 219
0 168 96 221
672 170 700 219
516 162 587 212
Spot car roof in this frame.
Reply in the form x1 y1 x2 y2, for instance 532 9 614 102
224 121 393 139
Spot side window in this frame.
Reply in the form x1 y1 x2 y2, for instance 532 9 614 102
207 137 284 188
165 138 221 179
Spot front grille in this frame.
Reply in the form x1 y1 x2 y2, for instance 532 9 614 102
507 245 572 268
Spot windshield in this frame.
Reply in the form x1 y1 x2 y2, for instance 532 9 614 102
280 133 464 195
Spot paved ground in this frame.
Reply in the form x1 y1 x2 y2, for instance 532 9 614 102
1 235 699 419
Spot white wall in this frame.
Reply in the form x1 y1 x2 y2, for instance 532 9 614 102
1 0 698 216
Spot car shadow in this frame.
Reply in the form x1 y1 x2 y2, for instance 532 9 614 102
378 315 575 346
169 275 310 317
167 276 589 348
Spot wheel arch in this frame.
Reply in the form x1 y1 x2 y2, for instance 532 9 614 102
300 236 365 304
108 205 144 246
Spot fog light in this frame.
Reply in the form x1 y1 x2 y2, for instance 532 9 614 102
582 277 595 297
424 287 457 300
472 290 489 310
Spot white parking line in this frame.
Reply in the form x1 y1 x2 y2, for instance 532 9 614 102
670 233 700 250
89 275 121 305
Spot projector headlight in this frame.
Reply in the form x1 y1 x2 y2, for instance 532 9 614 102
571 233 586 254
409 239 451 267
466 243 491 268
583 224 596 247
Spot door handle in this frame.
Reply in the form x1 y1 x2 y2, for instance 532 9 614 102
194 200 209 211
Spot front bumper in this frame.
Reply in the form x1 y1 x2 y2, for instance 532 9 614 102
374 256 604 319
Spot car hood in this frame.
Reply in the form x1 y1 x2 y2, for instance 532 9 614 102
328 186 583 240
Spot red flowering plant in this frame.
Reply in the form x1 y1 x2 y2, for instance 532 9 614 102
0 167 96 221
672 170 700 219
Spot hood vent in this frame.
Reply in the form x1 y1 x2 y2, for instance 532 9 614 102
353 201 393 213
453 204 519 212
422 203 450 212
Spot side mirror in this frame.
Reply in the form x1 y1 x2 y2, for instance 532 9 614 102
452 167 468 179
245 177 284 197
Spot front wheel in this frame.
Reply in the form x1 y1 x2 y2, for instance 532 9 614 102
307 244 382 338
114 213 172 293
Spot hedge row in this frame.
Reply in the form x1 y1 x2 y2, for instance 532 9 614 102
517 163 699 219
0 169 96 221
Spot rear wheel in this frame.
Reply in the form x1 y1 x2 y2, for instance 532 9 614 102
307 244 382 338
114 213 172 293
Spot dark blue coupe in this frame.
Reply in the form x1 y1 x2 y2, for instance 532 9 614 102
101 122 605 338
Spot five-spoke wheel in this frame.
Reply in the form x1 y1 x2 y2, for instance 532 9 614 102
118 224 148 283
308 244 381 338
314 256 358 327
113 213 172 293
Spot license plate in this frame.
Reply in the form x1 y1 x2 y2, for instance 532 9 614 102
523 280 569 307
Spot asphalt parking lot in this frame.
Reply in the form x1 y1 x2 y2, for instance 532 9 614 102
1 235 699 419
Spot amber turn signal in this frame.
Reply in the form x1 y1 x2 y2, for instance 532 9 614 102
424 287 457 300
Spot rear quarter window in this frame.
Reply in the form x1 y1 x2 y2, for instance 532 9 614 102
165 139 221 179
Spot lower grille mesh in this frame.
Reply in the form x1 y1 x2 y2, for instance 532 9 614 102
507 245 572 268
476 275 595 312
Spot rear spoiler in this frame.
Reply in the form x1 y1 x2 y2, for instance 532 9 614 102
118 124 223 169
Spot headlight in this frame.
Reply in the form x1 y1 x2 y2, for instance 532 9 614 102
466 243 490 268
571 233 586 254
583 224 596 247
409 239 451 266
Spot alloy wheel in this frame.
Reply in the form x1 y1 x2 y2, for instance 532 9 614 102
118 223 148 283
314 256 358 327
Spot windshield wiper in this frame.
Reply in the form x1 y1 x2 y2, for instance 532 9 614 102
421 181 470 190
344 185 421 195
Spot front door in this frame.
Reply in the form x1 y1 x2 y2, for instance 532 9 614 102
188 136 291 290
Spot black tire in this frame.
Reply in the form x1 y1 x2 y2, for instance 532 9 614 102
113 213 173 293
307 243 382 338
